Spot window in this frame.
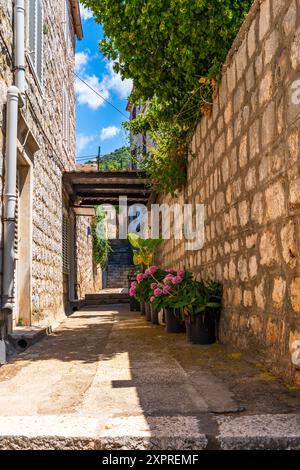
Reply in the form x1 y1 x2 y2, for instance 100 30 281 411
27 0 44 86
62 85 70 150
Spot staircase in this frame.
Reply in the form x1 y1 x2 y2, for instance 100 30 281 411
106 240 134 289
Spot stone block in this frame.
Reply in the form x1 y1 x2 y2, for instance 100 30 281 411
290 277 300 312
259 69 273 105
251 192 264 224
243 290 253 307
245 167 257 192
238 200 250 227
265 181 286 220
255 278 266 309
260 231 279 266
238 256 248 282
289 178 300 208
236 39 248 82
248 119 260 159
259 0 270 41
249 256 258 279
272 277 286 306
247 19 256 59
239 134 248 168
262 101 276 148
264 30 279 65
283 0 297 37
280 220 297 268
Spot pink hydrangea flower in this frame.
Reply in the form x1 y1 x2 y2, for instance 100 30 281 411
136 273 144 282
151 283 158 290
130 281 137 289
177 270 185 278
163 274 174 284
171 276 183 285
163 285 172 295
129 287 136 297
149 266 158 274
154 288 163 297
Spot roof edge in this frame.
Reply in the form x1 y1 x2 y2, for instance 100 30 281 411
70 0 83 40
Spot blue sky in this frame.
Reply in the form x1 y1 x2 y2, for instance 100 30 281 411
75 4 132 162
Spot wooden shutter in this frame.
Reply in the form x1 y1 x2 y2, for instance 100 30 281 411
62 213 70 274
12 174 20 320
28 0 36 66
27 0 43 86
36 0 43 85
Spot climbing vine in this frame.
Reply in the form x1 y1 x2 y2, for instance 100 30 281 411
91 206 112 268
82 0 253 195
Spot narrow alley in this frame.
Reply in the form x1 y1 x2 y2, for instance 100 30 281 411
0 304 300 450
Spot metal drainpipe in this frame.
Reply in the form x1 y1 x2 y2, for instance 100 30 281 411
14 0 26 97
1 0 25 347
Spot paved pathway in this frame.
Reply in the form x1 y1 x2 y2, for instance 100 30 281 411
0 305 300 449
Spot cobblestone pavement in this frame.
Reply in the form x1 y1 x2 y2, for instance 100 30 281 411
0 305 300 450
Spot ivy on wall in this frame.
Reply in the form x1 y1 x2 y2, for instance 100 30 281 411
91 206 112 268
82 0 253 195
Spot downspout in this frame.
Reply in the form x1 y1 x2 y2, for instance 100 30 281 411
1 0 25 343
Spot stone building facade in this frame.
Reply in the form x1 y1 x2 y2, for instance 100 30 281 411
0 0 96 345
155 0 300 384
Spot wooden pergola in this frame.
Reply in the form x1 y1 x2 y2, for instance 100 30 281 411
63 170 152 212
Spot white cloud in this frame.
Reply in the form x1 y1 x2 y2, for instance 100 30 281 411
79 4 93 21
100 126 120 141
75 74 109 110
75 53 133 111
76 134 95 153
75 51 90 73
101 61 133 100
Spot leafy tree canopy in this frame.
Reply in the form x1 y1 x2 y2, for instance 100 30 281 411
97 146 131 170
82 0 252 194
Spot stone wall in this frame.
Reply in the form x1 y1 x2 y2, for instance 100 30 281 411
155 0 300 384
0 1 95 331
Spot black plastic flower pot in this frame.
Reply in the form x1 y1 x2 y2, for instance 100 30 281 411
130 297 140 312
140 302 146 316
165 308 186 333
186 312 217 345
145 302 152 322
150 305 159 325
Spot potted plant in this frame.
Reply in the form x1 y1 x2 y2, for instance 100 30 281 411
183 281 222 345
148 269 193 333
128 233 162 315
128 271 140 312
162 270 194 333
129 272 153 320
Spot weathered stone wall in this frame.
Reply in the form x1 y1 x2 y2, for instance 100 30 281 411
155 0 300 384
0 1 95 330
0 2 14 330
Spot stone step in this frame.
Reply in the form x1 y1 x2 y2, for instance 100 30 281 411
84 292 130 306
0 414 300 450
